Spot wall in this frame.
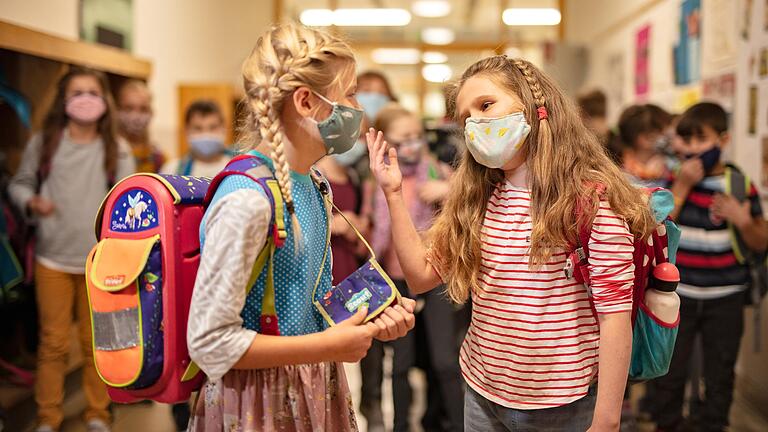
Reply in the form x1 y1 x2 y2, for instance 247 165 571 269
132 0 273 156
0 0 274 157
566 0 689 119
0 0 79 39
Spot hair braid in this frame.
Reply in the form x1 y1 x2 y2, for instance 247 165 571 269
240 23 355 250
512 59 546 107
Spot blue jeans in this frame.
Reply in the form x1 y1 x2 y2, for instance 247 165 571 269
464 385 597 432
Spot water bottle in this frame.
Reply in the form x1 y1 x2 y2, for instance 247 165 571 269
645 262 681 324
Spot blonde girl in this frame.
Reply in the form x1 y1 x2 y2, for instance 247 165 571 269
186 24 415 432
367 56 655 431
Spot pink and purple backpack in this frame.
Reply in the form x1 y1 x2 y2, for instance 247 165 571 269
85 155 288 403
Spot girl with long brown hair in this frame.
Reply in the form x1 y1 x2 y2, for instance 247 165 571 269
9 67 135 432
367 56 655 431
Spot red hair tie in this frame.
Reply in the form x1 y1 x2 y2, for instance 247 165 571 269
537 106 548 120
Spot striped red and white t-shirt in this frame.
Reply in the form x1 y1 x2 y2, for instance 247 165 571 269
432 181 635 410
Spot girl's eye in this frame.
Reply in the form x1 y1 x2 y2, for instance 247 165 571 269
481 101 493 111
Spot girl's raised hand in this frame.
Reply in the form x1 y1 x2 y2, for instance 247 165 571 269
366 128 402 196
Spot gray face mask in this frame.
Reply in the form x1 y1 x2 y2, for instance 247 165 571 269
331 139 367 166
313 92 364 155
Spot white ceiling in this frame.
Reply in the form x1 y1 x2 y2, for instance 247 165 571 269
283 0 560 45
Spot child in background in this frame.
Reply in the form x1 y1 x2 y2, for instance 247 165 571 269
186 23 415 431
618 104 672 187
655 102 768 432
353 70 397 432
9 67 135 432
161 100 235 177
368 105 453 432
116 80 166 173
577 89 621 162
368 55 654 431
314 155 368 285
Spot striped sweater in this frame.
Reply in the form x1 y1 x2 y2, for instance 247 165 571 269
670 173 762 299
431 181 635 409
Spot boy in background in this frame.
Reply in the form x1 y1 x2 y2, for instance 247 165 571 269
655 102 768 432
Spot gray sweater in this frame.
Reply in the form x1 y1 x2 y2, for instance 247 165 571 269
9 130 135 273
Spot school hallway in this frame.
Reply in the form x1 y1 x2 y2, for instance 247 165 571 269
3 0 768 431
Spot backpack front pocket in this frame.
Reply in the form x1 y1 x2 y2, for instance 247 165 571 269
86 235 164 389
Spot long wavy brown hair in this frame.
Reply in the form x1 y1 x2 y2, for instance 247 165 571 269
430 56 655 304
41 67 118 177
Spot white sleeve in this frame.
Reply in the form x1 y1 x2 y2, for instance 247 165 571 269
187 188 271 380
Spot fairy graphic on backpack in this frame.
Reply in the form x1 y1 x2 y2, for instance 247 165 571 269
126 192 149 230
111 190 158 232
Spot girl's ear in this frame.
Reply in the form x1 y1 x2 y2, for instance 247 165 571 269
292 87 315 118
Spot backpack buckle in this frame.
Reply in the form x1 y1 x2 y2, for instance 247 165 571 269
564 253 576 278
564 247 588 279
272 224 287 248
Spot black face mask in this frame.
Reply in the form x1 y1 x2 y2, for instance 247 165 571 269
685 146 721 173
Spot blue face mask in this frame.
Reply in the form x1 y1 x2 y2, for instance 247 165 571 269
685 145 721 173
356 92 390 120
189 133 225 158
313 92 365 155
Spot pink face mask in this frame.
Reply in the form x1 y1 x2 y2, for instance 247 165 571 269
118 111 152 136
66 94 107 123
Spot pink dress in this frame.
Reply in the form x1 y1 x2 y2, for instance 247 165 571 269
189 363 358 432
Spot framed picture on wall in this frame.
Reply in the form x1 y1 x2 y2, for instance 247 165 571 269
635 25 651 97
762 137 768 188
749 85 758 135
79 0 133 50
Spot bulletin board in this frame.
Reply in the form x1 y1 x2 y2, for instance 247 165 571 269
736 0 768 192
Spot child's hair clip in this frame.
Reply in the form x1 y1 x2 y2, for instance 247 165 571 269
537 106 549 120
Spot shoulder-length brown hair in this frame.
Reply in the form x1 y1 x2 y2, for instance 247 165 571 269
430 56 655 304
41 67 119 177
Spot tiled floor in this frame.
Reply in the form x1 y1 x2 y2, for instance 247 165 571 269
9 350 767 431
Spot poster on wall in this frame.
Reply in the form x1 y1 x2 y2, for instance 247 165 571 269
607 52 625 110
743 0 754 40
765 0 768 31
635 25 651 98
702 0 738 73
79 0 133 50
762 137 768 188
749 85 758 135
702 73 736 111
674 0 701 85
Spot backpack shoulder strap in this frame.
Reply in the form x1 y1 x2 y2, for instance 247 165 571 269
725 165 751 264
725 164 749 202
205 154 287 247
178 157 194 177
204 154 287 336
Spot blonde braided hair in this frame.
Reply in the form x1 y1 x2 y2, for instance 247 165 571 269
240 23 355 248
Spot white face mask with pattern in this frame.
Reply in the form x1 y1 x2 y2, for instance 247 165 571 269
464 112 531 169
